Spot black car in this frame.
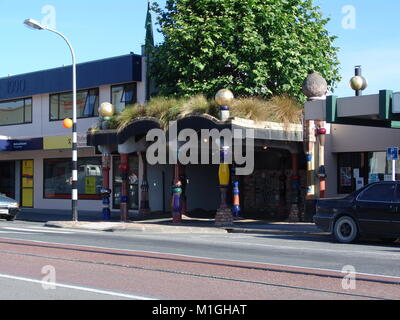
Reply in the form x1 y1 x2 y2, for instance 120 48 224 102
0 193 20 221
314 181 400 243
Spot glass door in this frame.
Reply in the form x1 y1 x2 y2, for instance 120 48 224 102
113 155 139 210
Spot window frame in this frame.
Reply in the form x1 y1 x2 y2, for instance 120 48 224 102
49 87 99 121
110 82 138 113
0 97 33 127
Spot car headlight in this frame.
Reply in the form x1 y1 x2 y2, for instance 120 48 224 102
8 203 19 209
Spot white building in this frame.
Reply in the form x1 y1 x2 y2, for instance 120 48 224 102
0 53 147 212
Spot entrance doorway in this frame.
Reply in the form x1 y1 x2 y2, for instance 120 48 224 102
0 161 15 199
112 155 139 210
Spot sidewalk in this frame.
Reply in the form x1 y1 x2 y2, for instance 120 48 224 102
17 208 326 236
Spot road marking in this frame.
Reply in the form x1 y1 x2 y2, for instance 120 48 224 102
28 226 102 234
0 231 37 235
0 273 157 300
3 227 75 235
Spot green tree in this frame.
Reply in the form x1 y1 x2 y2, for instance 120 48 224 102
150 0 340 101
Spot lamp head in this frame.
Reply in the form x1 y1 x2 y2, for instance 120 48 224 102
24 18 45 30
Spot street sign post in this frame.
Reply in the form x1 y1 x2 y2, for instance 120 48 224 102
387 147 399 181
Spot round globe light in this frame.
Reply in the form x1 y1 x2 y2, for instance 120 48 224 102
215 89 234 107
99 102 115 118
62 118 73 129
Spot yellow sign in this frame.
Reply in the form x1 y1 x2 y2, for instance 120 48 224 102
22 177 33 188
85 177 96 195
22 188 33 207
22 160 33 177
43 136 72 150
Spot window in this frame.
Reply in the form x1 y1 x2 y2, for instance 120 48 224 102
111 83 137 113
337 152 366 194
0 98 32 126
358 183 396 202
368 151 400 183
50 88 99 121
44 157 102 200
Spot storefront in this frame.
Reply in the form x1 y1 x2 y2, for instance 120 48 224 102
0 53 145 213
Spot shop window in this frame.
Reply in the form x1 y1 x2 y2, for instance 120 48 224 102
0 98 32 126
367 151 400 183
44 157 102 200
111 83 137 114
50 88 99 121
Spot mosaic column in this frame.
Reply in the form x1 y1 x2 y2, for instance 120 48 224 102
179 165 187 216
138 152 150 216
119 153 129 222
316 121 327 199
172 164 182 223
231 164 241 219
215 146 233 226
101 153 112 221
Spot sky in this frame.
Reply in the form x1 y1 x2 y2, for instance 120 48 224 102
0 0 399 98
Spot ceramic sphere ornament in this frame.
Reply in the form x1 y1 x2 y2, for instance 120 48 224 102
99 102 115 118
215 89 234 107
63 118 73 129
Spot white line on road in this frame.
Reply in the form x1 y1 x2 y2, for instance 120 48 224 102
3 227 75 235
0 231 37 235
0 273 157 300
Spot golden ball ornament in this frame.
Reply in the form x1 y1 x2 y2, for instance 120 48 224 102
215 89 234 106
350 76 368 91
99 102 115 117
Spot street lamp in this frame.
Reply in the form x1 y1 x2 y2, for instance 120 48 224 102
24 18 79 222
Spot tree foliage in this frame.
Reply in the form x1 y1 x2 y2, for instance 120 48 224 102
150 0 340 101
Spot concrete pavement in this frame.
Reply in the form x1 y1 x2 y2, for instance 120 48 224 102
17 208 326 236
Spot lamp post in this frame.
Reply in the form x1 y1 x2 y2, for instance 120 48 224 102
24 18 79 222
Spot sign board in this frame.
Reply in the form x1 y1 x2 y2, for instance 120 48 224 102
0 138 43 152
387 147 399 161
43 134 88 150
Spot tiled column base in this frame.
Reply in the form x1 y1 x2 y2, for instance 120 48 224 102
215 207 233 227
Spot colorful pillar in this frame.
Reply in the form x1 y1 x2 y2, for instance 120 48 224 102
232 181 241 219
215 146 233 226
179 165 187 216
172 164 182 223
139 152 150 216
101 153 112 221
316 121 327 199
119 153 129 222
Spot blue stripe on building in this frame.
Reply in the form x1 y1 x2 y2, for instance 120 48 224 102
0 53 142 101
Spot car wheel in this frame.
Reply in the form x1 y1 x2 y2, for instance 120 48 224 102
333 216 358 243
5 215 16 221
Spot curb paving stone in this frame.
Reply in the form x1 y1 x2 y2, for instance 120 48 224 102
44 220 327 236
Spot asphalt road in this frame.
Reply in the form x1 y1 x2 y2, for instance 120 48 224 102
0 219 399 301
